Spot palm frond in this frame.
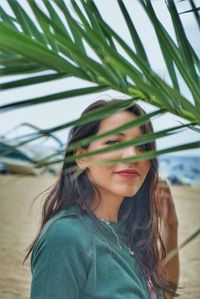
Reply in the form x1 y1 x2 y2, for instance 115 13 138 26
0 0 199 161
178 0 200 29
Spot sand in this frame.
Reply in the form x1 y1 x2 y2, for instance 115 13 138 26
0 174 199 299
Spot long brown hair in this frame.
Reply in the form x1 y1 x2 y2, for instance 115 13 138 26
24 99 178 297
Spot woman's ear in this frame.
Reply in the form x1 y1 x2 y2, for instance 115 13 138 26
74 147 88 170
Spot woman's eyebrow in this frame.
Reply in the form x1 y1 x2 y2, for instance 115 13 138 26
101 132 125 137
109 132 125 137
111 132 140 138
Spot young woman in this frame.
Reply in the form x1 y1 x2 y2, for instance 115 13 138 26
24 99 180 299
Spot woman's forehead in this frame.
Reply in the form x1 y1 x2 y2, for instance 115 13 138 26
98 111 141 135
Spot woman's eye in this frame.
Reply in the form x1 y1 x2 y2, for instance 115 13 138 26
135 144 147 151
105 139 120 145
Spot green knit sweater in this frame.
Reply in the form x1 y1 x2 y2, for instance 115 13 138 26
30 204 164 299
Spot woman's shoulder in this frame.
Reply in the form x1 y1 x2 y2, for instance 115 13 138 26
31 204 94 275
34 205 93 252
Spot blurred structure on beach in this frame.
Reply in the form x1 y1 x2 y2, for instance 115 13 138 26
0 123 64 176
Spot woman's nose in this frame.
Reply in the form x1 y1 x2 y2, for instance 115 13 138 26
121 146 138 158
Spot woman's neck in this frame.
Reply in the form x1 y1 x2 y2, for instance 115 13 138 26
90 194 124 222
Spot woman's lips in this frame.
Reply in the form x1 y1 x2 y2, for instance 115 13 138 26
115 172 139 179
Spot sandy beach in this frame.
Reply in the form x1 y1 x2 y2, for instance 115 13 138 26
0 174 199 299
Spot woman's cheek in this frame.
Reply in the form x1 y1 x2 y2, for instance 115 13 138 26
94 151 119 163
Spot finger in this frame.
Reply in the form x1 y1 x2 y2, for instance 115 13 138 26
157 180 170 189
157 185 172 197
158 178 168 184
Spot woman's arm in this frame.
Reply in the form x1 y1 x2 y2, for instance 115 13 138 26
155 180 180 298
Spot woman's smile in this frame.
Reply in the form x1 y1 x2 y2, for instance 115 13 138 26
114 168 140 179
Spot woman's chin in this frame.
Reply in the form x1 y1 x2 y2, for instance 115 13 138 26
115 187 141 197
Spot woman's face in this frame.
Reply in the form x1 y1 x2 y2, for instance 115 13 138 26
82 110 151 198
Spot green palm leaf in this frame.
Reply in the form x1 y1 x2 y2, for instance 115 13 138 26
0 0 199 162
178 0 200 29
0 107 164 158
36 140 200 169
0 85 109 111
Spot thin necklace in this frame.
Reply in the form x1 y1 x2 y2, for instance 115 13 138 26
97 216 134 256
97 217 155 293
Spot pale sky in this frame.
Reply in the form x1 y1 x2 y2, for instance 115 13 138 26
0 0 200 156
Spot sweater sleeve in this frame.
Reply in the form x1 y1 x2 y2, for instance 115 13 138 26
30 216 93 299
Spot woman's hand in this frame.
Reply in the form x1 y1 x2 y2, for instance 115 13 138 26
155 179 178 229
